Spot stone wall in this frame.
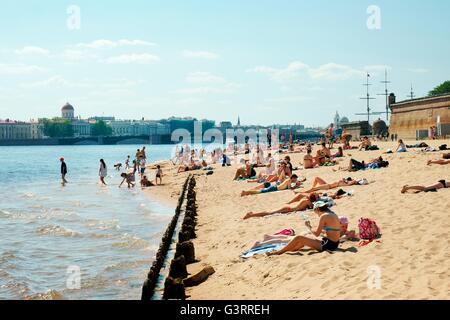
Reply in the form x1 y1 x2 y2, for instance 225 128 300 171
390 95 450 140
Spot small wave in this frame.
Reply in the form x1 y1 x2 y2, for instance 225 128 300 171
25 289 65 300
85 219 121 231
103 259 151 272
112 233 150 250
36 225 82 238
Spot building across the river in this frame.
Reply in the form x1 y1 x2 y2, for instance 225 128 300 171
0 119 42 140
389 93 450 140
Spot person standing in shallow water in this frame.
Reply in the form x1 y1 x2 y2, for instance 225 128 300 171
99 159 107 186
60 157 68 184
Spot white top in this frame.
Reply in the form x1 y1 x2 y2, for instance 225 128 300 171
99 165 107 178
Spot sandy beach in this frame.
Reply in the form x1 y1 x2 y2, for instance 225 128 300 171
145 140 450 300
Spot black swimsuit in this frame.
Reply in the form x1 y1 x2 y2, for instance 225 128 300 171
321 237 340 251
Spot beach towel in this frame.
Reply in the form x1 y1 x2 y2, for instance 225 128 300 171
240 243 286 259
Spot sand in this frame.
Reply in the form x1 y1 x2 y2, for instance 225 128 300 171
145 140 450 300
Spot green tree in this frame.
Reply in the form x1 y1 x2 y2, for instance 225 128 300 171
428 80 450 96
41 118 74 138
91 120 112 136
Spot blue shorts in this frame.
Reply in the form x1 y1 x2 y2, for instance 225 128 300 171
261 185 278 193
140 168 146 174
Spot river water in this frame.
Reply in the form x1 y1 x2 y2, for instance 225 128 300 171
0 144 176 300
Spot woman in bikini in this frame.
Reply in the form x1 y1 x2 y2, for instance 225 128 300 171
301 177 366 194
267 201 342 255
243 193 318 220
401 180 448 193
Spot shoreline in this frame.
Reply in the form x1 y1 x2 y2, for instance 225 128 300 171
147 139 450 300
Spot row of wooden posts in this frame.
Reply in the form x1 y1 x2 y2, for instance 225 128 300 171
140 175 198 300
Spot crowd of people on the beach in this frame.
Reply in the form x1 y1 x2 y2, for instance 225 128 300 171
165 126 448 257
58 145 164 189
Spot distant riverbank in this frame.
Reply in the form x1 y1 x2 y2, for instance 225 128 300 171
0 135 173 146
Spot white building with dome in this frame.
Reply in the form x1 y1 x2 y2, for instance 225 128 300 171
61 103 75 120
60 102 91 137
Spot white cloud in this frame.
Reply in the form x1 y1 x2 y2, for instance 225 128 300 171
266 96 314 103
76 39 156 49
406 68 429 74
248 61 309 82
15 46 50 56
21 75 69 88
174 83 239 95
176 72 239 95
249 61 385 82
182 50 219 60
21 76 143 89
186 72 226 84
309 63 363 80
103 53 160 64
0 63 46 75
62 49 98 62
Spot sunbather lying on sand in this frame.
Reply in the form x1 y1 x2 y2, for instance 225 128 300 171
243 193 319 219
301 177 368 194
401 180 449 193
241 174 303 197
266 201 342 255
287 189 349 204
427 158 450 166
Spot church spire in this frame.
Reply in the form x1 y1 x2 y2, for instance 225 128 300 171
237 116 241 127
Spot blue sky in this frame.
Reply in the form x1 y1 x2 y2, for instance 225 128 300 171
0 0 449 126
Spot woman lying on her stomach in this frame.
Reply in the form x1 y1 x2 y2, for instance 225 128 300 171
267 201 342 255
300 177 368 194
401 180 449 193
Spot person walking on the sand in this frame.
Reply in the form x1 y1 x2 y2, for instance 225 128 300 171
60 157 68 184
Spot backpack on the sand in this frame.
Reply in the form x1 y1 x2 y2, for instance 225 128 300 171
358 218 381 240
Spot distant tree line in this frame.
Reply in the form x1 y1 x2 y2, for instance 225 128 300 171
40 118 112 138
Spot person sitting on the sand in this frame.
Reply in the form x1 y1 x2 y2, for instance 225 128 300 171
248 160 289 185
251 216 356 249
266 201 342 255
358 136 371 151
395 139 407 153
303 149 315 169
332 146 344 159
300 177 368 194
234 160 257 180
140 175 154 187
401 180 449 194
243 193 319 219
264 153 276 175
241 174 303 197
284 156 294 177
315 143 331 165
